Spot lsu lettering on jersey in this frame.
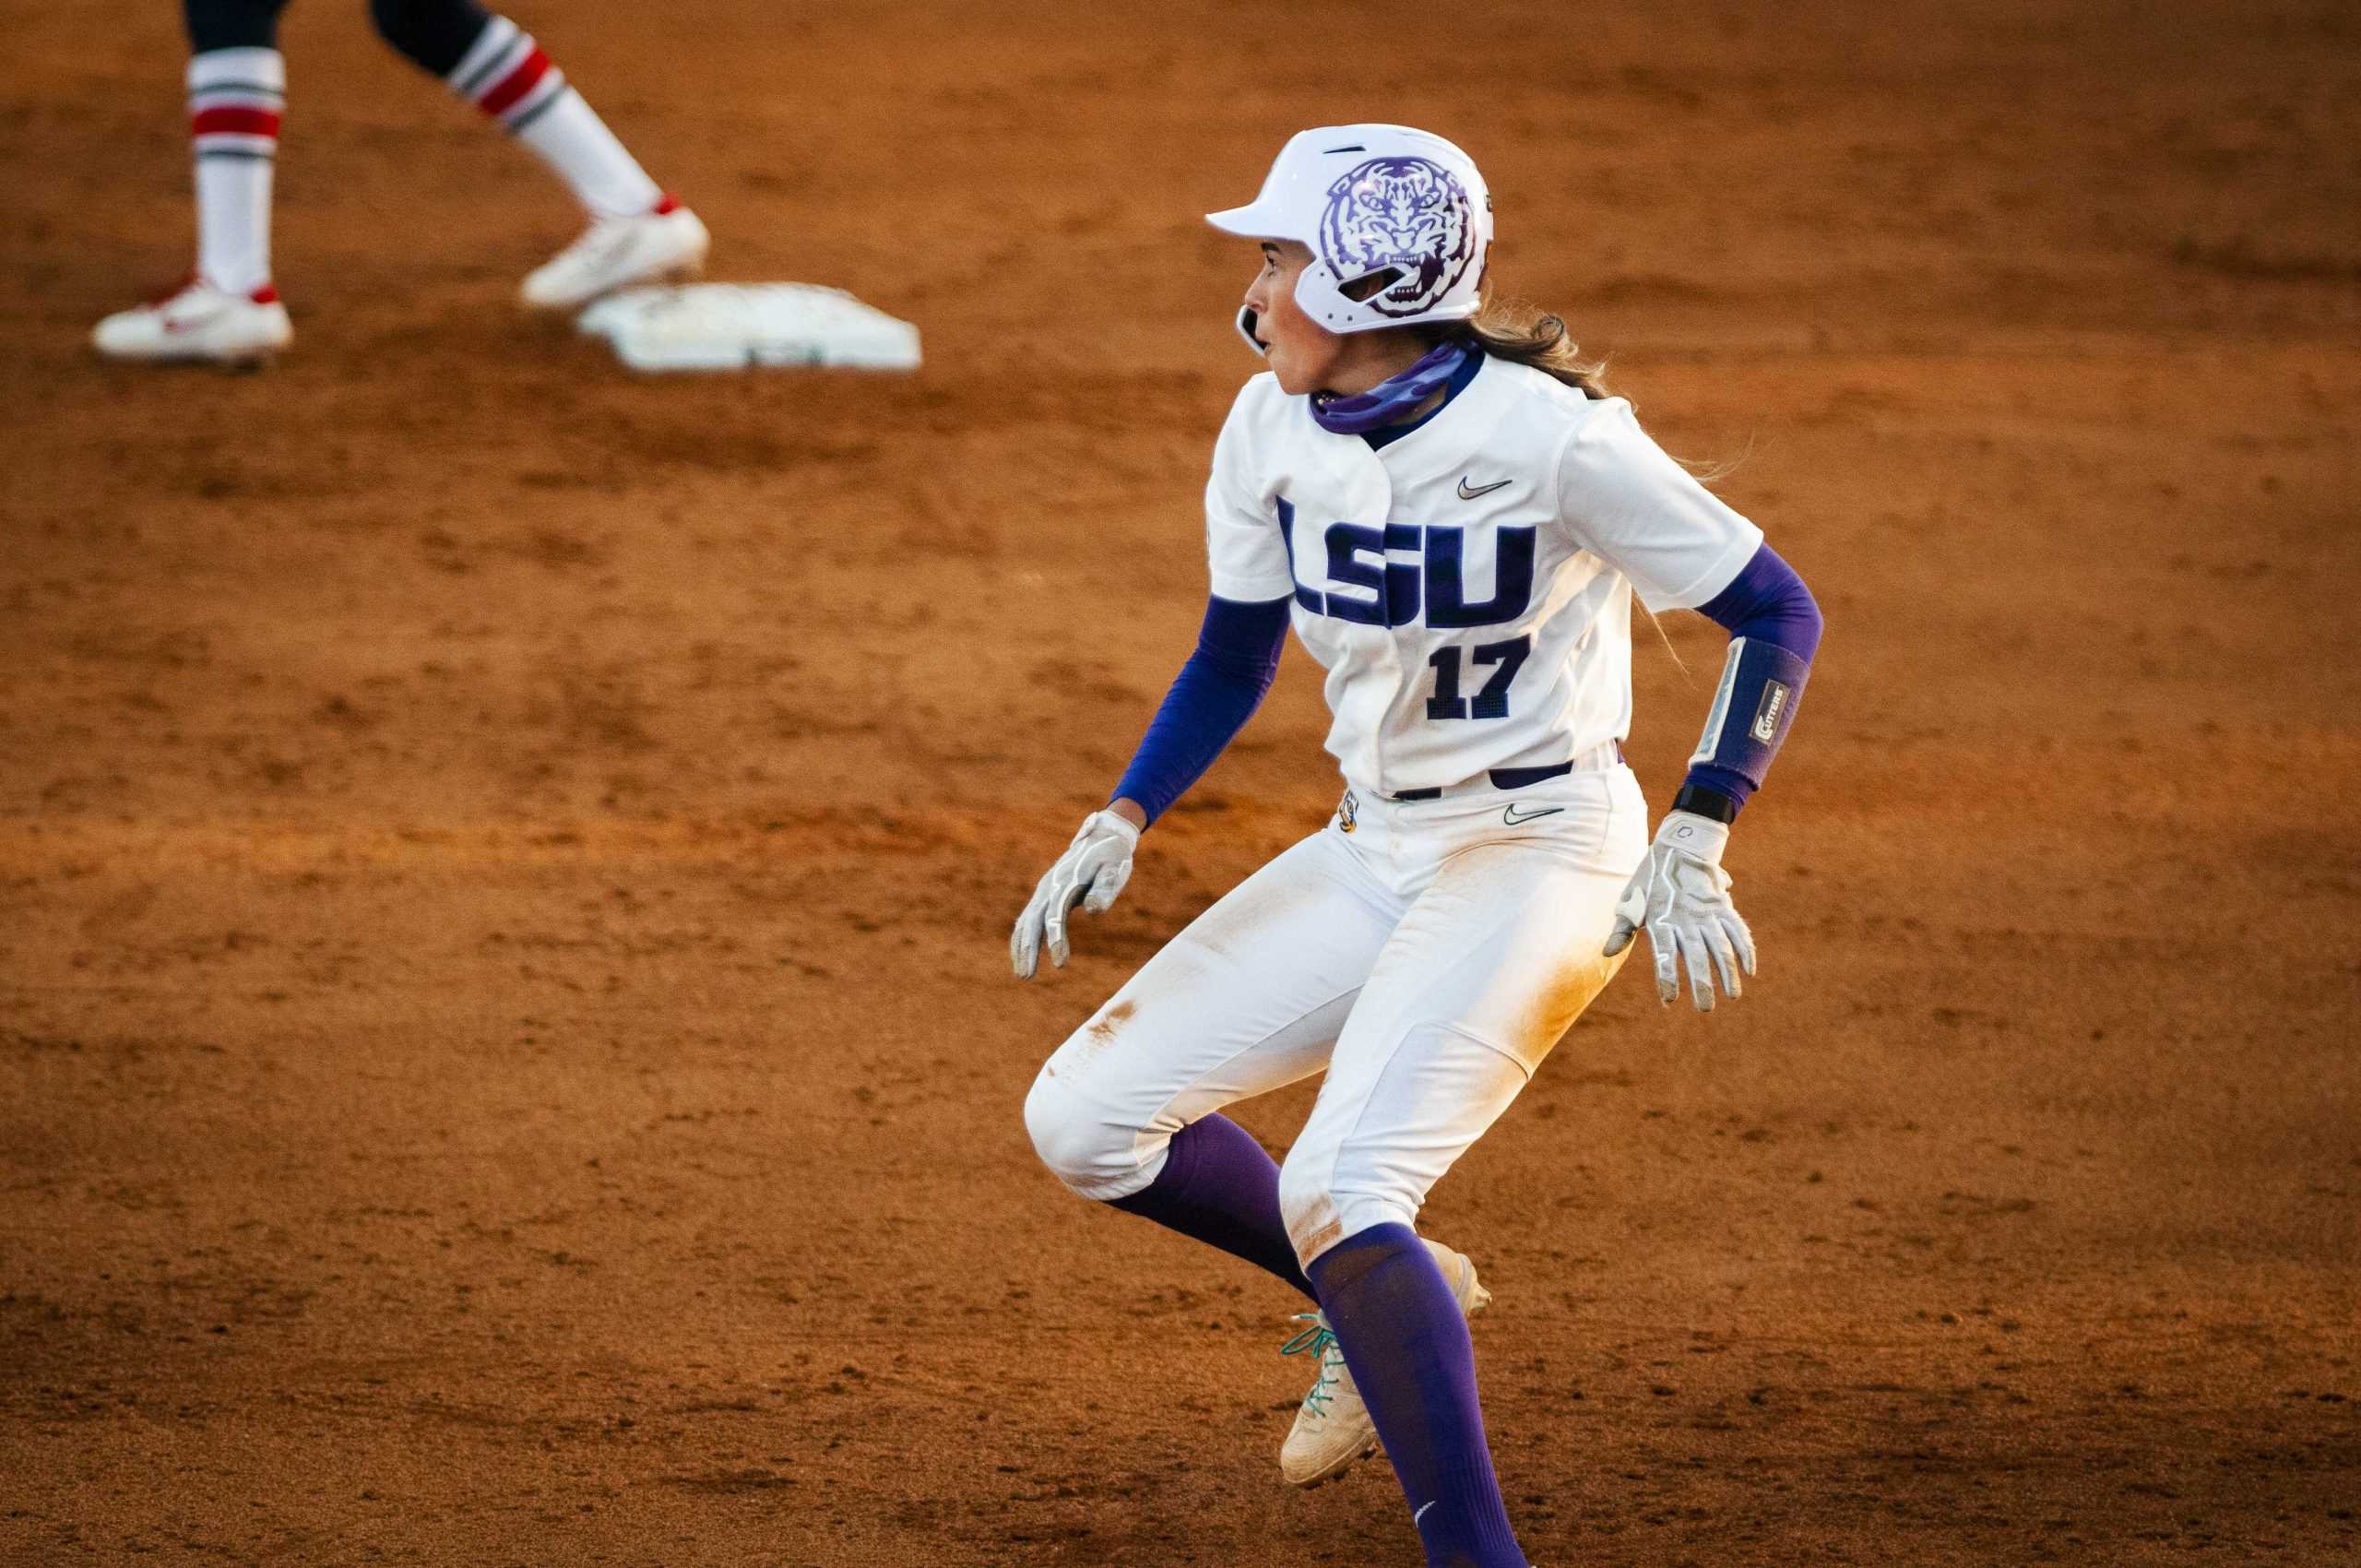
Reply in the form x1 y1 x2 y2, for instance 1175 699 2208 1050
1205 356 1764 796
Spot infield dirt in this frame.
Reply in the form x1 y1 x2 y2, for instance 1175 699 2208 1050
5 2 2357 1564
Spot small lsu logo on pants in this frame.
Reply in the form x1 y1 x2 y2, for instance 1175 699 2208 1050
1338 789 1358 834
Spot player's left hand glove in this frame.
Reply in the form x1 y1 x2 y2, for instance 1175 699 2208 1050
1604 810 1757 1011
1010 810 1141 980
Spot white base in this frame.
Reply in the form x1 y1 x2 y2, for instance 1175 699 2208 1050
575 283 920 373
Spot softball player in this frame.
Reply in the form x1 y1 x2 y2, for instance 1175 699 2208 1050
93 0 707 364
1013 125 1822 1568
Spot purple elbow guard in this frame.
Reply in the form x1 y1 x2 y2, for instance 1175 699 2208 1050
1686 636 1809 791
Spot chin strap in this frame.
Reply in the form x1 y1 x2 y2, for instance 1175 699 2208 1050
1309 340 1472 434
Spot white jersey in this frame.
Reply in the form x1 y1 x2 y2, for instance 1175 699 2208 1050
1205 356 1763 796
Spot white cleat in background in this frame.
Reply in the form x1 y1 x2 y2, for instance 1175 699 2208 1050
91 277 292 366
521 197 709 311
1278 1237 1493 1488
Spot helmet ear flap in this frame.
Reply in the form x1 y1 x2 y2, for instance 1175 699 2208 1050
1336 266 1406 303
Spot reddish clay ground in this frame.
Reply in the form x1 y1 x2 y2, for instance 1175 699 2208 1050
4 2 2357 1564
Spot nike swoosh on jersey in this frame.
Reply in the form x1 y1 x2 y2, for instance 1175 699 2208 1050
1456 476 1512 500
1502 802 1564 825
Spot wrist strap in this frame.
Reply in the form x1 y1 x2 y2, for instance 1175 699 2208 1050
1657 808 1731 862
1672 781 1738 824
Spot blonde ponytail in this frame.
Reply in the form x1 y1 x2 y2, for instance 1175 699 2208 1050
1436 300 1609 398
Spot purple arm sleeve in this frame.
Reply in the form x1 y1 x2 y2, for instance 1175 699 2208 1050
1110 595 1293 826
1681 543 1823 815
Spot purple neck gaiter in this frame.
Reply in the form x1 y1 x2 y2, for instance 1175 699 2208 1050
1309 340 1472 435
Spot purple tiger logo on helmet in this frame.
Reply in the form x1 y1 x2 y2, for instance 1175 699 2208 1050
1318 156 1478 318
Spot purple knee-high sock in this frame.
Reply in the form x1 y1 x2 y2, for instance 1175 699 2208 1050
1107 1114 1316 1302
1309 1223 1525 1568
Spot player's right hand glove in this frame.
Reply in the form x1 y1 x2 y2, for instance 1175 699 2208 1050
1010 810 1141 980
1603 810 1757 1012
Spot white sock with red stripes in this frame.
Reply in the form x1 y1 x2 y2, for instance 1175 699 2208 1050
189 47 283 298
445 16 663 220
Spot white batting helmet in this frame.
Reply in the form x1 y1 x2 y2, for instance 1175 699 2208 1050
1207 124 1493 352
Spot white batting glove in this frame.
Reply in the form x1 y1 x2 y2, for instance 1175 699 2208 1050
1604 810 1758 1012
1010 811 1142 980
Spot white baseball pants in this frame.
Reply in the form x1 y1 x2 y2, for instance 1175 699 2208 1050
1024 762 1645 1269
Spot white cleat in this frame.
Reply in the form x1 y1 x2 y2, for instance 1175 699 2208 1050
1277 1237 1493 1488
520 197 709 310
91 276 291 366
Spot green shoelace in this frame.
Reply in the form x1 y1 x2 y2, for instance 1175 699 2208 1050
1278 1312 1346 1413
